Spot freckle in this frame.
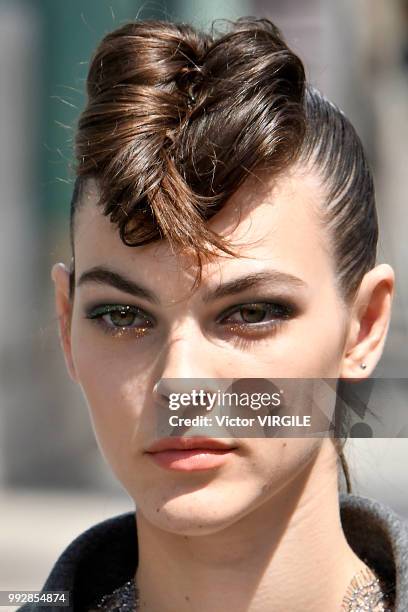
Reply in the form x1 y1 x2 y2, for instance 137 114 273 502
156 507 160 512
283 443 287 447
185 595 190 601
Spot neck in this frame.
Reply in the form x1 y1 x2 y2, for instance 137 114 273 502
134 442 367 612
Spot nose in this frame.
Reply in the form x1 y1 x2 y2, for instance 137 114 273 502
153 319 228 399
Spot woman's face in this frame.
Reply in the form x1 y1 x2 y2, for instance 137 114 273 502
57 167 352 534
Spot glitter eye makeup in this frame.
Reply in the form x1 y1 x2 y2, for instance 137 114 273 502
83 299 296 340
218 301 295 336
84 303 155 338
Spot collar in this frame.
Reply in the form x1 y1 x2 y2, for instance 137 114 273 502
20 493 408 611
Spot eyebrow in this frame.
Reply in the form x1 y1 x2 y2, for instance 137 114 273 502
202 270 307 302
77 265 307 304
77 266 160 304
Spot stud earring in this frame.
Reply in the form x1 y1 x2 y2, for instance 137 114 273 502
360 363 367 370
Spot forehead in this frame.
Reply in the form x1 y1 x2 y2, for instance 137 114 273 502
72 167 332 294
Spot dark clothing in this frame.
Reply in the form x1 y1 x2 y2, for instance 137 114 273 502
17 493 408 611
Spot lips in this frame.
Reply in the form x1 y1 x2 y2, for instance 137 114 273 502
145 436 237 453
145 437 238 472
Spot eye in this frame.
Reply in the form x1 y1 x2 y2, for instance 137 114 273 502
218 302 294 335
84 303 154 337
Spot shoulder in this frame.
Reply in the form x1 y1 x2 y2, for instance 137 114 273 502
340 492 408 611
16 511 138 612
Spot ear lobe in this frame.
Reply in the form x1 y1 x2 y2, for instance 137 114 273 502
51 262 78 383
340 264 395 378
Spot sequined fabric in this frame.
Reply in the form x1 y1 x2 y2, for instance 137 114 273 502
88 580 139 612
340 566 395 611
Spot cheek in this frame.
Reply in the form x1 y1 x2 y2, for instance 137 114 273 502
209 439 322 506
301 300 347 375
264 296 347 377
242 437 323 495
69 325 143 473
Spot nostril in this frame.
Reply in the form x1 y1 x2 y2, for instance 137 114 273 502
152 378 171 399
152 380 170 407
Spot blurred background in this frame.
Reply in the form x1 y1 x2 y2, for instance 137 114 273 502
0 0 407 599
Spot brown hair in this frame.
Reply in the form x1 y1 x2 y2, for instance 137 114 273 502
69 17 378 494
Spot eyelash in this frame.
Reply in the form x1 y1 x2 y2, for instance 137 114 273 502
84 304 155 338
218 302 293 337
83 301 295 339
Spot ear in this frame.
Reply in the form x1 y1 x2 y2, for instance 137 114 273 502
51 262 78 383
340 264 395 378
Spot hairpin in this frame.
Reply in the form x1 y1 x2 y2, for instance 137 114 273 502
187 87 196 109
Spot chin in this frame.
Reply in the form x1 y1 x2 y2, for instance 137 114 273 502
134 484 251 535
